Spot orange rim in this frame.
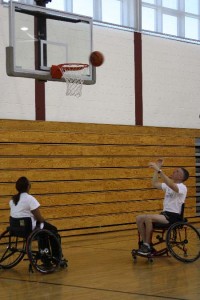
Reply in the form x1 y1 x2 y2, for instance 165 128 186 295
58 63 89 72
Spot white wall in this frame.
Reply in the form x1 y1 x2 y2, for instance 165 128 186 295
0 4 200 129
0 5 35 120
143 35 200 129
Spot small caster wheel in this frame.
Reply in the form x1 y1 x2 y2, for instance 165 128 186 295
60 259 68 268
133 256 137 263
148 257 153 263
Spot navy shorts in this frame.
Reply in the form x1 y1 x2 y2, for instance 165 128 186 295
161 211 182 224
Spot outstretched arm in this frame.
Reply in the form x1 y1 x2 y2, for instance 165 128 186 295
149 159 179 193
149 159 163 189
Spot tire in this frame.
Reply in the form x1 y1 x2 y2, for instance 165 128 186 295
0 229 26 269
26 229 62 274
166 222 200 263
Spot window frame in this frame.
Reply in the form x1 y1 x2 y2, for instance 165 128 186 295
1 0 200 43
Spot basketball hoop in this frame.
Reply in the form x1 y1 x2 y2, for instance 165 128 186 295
51 63 89 98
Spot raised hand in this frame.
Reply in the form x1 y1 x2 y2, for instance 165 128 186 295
148 162 159 171
148 159 163 171
156 159 163 169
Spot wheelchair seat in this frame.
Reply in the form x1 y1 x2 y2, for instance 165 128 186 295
153 222 171 229
9 217 33 238
153 203 185 229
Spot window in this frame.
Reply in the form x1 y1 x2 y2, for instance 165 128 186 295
185 0 199 14
185 17 199 39
101 0 121 25
46 0 66 11
162 0 178 10
2 0 200 43
72 0 93 17
141 0 200 42
143 0 155 4
162 14 178 36
142 7 155 31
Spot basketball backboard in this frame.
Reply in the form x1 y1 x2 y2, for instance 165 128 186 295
6 2 96 84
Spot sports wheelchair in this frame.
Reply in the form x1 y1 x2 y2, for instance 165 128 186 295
132 207 200 263
0 217 67 274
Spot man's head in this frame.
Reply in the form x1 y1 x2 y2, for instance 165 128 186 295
180 168 190 182
171 168 189 183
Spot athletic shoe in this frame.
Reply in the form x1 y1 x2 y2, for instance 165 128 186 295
137 244 152 255
41 261 54 270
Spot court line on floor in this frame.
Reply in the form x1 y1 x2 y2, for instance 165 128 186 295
0 276 188 300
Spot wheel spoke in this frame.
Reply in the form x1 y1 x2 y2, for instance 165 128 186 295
27 229 62 274
0 230 26 269
166 222 200 263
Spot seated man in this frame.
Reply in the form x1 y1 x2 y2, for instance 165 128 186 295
136 159 189 255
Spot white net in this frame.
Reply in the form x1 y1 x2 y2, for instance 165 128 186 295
61 64 89 98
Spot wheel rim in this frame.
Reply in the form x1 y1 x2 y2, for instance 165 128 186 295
27 229 62 274
166 222 200 263
0 230 26 269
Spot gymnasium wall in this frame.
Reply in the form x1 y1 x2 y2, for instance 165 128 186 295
142 35 200 129
0 5 200 128
0 119 199 237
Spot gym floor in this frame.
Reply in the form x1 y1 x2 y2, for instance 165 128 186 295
0 230 200 300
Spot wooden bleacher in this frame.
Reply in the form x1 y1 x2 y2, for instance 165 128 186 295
0 119 199 238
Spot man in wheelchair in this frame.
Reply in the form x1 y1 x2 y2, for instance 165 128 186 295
9 176 67 269
136 159 189 256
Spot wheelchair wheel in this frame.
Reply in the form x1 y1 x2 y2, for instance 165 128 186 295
27 229 62 274
0 229 26 269
166 222 200 263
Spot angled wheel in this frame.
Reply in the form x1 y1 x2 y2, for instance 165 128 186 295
0 229 26 269
27 229 62 274
166 222 200 263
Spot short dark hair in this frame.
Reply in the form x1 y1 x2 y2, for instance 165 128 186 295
181 168 189 182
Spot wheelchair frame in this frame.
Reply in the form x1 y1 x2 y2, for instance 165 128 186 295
132 220 200 263
0 218 67 274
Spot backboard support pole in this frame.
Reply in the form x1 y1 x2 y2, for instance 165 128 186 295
34 0 51 120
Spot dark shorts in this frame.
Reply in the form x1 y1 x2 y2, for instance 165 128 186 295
161 211 182 224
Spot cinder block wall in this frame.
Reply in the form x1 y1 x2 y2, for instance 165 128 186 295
1 5 200 128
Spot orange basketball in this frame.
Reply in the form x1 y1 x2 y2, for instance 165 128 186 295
89 51 104 67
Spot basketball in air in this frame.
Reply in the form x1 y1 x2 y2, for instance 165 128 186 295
89 51 104 67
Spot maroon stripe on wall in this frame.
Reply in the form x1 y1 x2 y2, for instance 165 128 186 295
35 80 45 120
34 1 47 121
134 32 143 125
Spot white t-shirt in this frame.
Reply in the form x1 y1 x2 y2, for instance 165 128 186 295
161 183 187 214
9 192 40 229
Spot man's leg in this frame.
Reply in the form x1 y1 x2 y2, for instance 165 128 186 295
136 214 169 254
136 215 147 242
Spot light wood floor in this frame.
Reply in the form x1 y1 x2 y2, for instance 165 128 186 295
0 230 200 300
